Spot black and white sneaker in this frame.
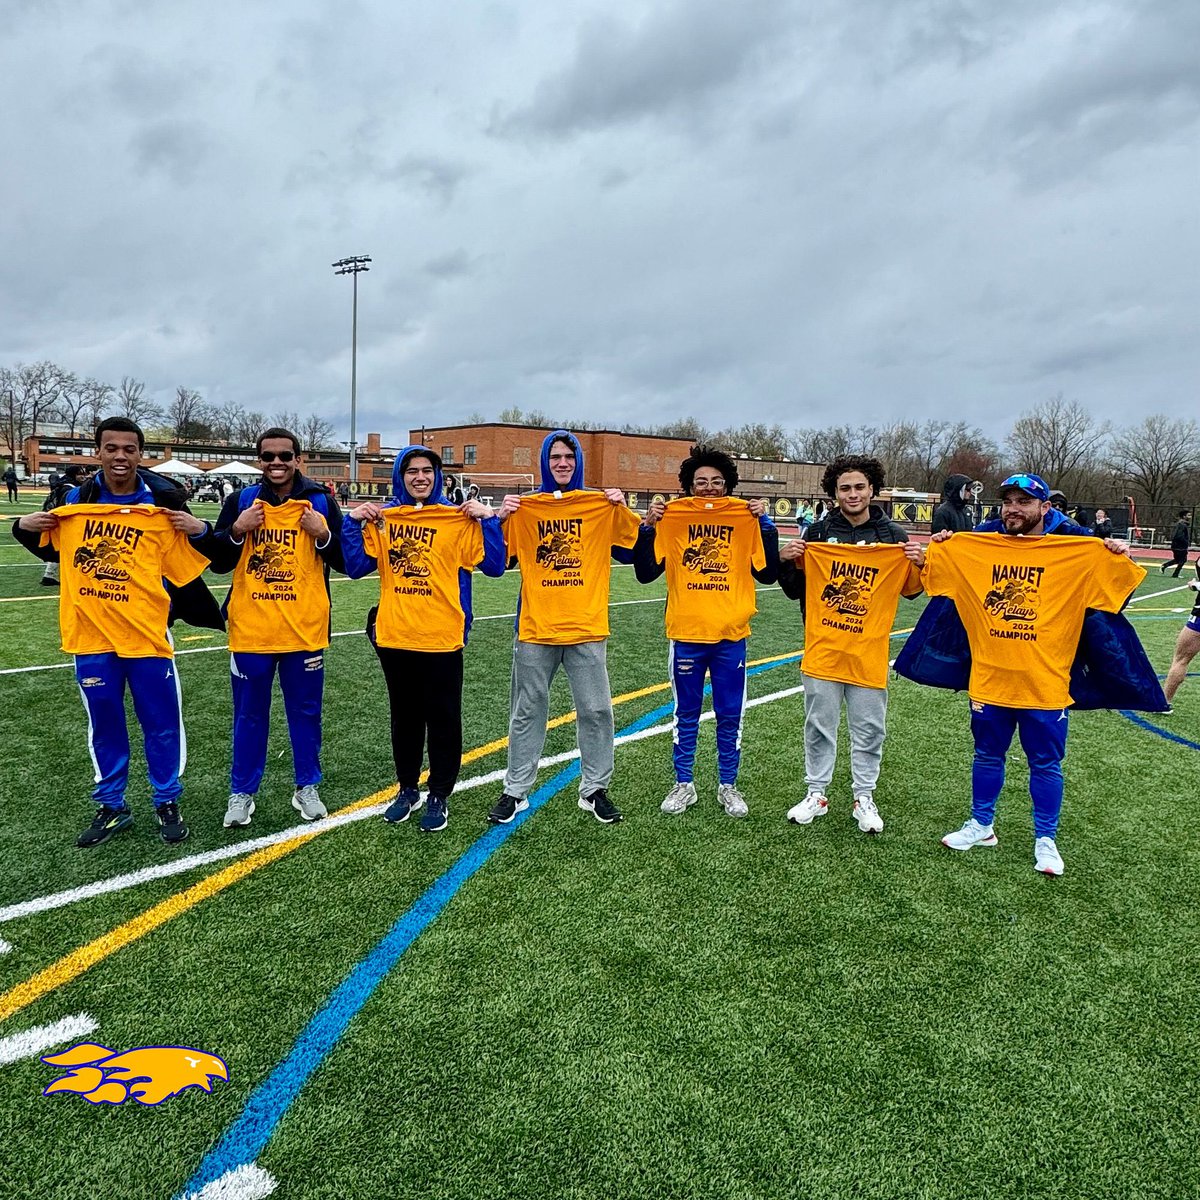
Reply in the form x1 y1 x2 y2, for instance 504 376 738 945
156 802 190 845
487 793 528 825
579 789 622 824
76 805 134 849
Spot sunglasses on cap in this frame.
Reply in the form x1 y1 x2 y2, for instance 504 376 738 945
998 473 1049 501
259 450 295 463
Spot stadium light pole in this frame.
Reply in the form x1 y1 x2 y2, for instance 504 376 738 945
332 255 371 492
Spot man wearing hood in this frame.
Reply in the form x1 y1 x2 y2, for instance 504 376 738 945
12 417 221 848
488 430 641 826
342 446 505 833
932 474 975 535
777 455 924 835
181 427 346 828
909 473 1141 877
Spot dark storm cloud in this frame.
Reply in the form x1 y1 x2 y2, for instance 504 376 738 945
128 119 215 186
496 0 797 137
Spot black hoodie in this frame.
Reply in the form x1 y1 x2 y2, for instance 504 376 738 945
931 474 974 534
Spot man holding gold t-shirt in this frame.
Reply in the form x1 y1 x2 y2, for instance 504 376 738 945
777 455 923 834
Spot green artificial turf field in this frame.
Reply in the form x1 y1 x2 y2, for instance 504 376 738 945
0 504 1197 1200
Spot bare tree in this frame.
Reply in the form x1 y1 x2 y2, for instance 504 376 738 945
297 412 338 452
51 371 88 435
873 421 918 487
208 400 246 444
1006 394 1110 494
1108 415 1199 507
789 425 855 463
168 387 213 441
236 410 268 445
115 377 164 426
0 361 71 461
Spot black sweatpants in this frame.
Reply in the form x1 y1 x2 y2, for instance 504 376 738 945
372 641 464 799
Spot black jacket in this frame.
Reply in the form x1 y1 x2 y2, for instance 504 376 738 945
931 474 975 534
11 467 224 631
1172 520 1191 552
778 504 910 609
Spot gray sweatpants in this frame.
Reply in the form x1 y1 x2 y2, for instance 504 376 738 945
802 672 888 796
504 639 615 799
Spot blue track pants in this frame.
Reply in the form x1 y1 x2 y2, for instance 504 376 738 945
670 639 747 785
230 650 324 795
75 653 185 809
970 702 1068 838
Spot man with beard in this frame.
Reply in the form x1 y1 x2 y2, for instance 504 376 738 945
910 473 1141 877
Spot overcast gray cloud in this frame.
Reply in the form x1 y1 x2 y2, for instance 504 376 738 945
0 0 1195 449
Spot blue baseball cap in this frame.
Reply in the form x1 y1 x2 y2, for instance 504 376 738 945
998 473 1050 502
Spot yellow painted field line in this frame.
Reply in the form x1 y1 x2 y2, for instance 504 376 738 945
0 636 834 1022
0 836 318 1024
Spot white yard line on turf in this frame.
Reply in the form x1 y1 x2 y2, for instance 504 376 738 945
181 1164 279 1200
0 938 11 954
0 588 783 676
1128 582 1196 603
0 1012 99 1066
0 681 804 925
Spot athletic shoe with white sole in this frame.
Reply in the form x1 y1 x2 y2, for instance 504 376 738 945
487 793 528 825
579 789 622 824
384 786 423 823
718 783 748 818
852 794 883 834
941 817 998 851
156 802 189 845
1034 836 1064 876
661 781 698 815
223 793 256 828
420 794 448 833
786 793 829 825
292 785 327 821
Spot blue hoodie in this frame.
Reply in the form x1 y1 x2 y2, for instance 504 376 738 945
536 430 636 564
340 444 505 644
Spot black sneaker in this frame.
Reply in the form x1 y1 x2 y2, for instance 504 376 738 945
487 793 529 825
76 805 134 849
156 802 190 845
420 794 448 833
579 789 622 824
384 786 423 823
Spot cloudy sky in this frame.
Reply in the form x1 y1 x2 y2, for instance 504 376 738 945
1 0 1195 446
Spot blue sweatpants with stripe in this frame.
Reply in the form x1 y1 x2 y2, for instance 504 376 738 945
970 702 1068 838
670 639 747 785
230 650 324 795
75 653 185 810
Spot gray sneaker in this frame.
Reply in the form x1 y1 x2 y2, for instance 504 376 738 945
661 781 698 814
718 783 748 818
223 793 256 828
292 785 327 822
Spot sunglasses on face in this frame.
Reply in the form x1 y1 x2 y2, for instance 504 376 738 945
259 451 295 463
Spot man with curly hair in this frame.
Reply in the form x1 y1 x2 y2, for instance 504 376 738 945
634 445 779 817
778 455 923 833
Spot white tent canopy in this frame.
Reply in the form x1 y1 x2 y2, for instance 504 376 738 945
148 459 205 476
207 460 260 476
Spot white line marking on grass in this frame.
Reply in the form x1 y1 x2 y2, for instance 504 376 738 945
0 938 11 954
1129 583 1196 603
0 1012 98 1066
0 588 786 676
1 682 804 924
180 1163 278 1200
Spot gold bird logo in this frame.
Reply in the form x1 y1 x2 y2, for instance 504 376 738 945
41 1042 228 1106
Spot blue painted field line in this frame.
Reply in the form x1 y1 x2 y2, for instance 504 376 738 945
1118 711 1200 751
180 653 800 1196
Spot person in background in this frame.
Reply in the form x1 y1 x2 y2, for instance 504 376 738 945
4 465 18 502
1093 509 1113 540
931 474 975 535
1162 511 1192 577
443 473 465 506
39 464 92 586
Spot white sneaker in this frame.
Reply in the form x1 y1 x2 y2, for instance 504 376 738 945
786 793 828 825
661 781 698 815
717 783 748 818
941 817 998 851
292 785 328 821
1034 836 1064 876
223 793 255 828
852 794 883 834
